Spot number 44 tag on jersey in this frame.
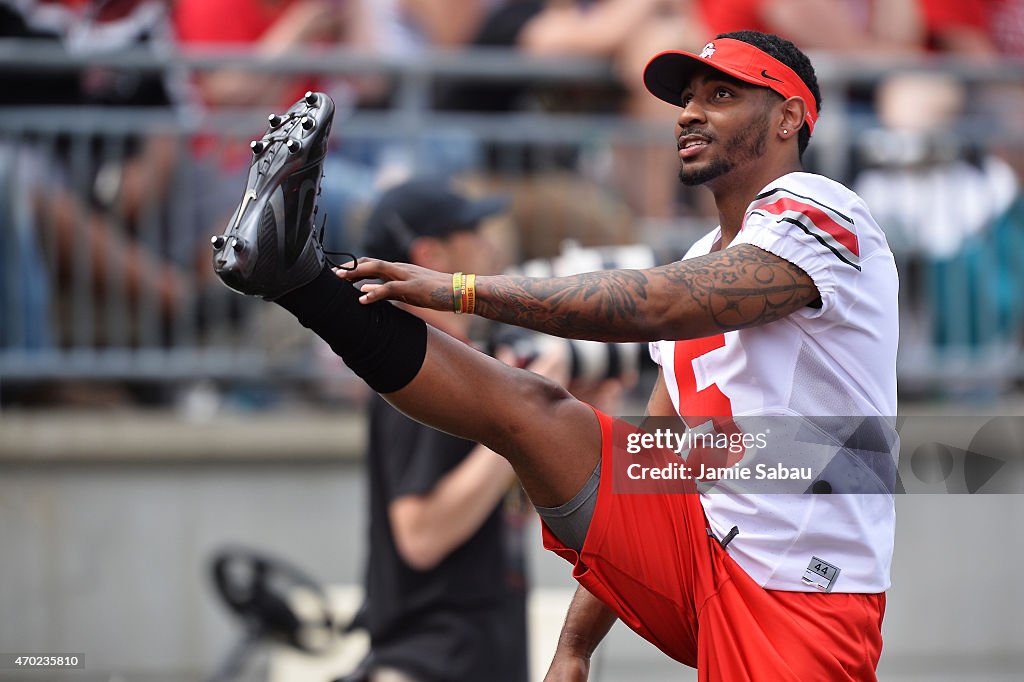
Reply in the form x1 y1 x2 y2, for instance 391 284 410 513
802 556 841 592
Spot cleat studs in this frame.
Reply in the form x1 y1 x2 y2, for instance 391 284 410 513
230 237 245 252
268 114 283 128
211 235 226 250
300 116 315 130
286 139 301 154
250 140 265 154
304 91 318 105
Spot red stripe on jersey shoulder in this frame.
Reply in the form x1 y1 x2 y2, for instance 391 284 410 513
756 196 860 257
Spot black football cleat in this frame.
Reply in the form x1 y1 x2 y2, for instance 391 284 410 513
212 91 335 299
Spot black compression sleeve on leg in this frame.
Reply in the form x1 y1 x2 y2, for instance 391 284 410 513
276 267 427 394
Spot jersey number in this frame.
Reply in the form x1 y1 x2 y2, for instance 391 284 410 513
673 335 740 469
673 334 733 422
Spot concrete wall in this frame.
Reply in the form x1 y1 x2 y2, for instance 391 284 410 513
0 459 365 681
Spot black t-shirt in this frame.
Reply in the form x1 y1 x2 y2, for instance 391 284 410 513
364 394 528 682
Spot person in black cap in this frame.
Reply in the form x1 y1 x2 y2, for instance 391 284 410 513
351 177 556 682
361 177 508 267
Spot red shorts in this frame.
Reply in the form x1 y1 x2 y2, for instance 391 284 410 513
542 409 886 682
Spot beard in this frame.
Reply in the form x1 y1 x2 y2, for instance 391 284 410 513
678 155 733 186
678 118 770 187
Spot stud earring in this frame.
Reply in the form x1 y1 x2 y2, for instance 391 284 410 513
783 129 789 135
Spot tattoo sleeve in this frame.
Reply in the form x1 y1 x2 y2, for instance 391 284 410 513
474 244 820 342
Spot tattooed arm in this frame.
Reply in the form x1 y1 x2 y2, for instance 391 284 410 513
473 245 819 341
338 244 820 343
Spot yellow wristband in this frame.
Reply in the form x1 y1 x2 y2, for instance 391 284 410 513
465 274 476 315
460 273 469 314
452 272 463 314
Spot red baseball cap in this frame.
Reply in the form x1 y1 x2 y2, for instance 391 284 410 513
643 38 819 134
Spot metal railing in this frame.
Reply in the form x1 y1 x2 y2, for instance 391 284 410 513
1 41 1022 394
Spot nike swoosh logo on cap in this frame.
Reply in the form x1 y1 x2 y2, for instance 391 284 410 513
761 69 784 83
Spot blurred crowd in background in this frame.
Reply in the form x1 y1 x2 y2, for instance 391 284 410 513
1 0 1023 410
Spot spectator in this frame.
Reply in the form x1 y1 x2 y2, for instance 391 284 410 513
919 0 1023 57
173 0 491 259
990 0 1024 55
0 0 190 359
345 177 553 682
854 73 1022 392
921 0 999 56
435 1 703 254
173 0 388 267
918 0 1023 205
698 0 923 55
522 0 712 220
174 0 367 109
396 0 492 50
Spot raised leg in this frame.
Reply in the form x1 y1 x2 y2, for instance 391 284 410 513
280 267 601 508
210 92 602 508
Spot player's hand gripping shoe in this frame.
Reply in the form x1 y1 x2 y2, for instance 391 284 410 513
212 91 335 299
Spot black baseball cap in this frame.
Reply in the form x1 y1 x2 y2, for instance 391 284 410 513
363 177 508 262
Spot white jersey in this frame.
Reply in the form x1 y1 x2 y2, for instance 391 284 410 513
650 172 899 593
